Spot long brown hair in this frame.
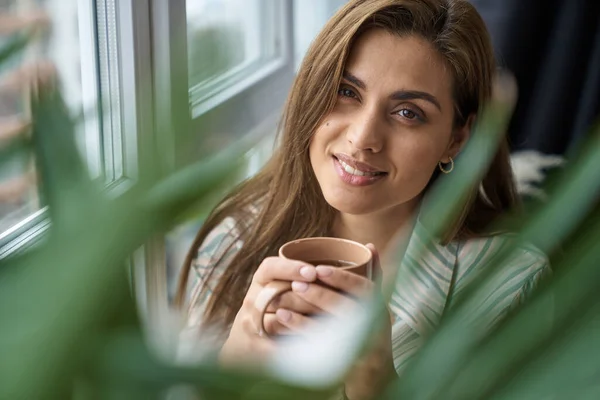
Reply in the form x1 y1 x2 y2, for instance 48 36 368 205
175 0 518 328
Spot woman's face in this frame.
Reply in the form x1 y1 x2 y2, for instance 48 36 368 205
309 29 468 218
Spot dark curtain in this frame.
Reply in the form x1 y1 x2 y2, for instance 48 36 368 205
471 0 600 157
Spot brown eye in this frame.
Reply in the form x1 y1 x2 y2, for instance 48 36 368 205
338 87 358 98
400 109 416 119
397 108 424 122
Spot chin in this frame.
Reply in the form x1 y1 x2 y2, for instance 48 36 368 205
323 193 379 216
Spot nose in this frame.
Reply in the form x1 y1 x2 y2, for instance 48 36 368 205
345 107 384 153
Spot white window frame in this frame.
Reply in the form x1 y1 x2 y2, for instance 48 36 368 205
150 0 295 171
139 1 358 343
188 0 291 118
136 0 296 342
0 0 112 257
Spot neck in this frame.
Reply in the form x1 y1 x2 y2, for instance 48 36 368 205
332 202 420 254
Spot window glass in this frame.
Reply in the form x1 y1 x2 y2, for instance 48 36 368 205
187 0 282 106
0 0 97 235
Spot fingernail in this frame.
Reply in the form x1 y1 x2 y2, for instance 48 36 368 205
292 281 309 293
316 266 333 277
300 265 316 280
276 309 291 322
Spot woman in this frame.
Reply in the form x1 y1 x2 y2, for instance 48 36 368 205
176 0 550 398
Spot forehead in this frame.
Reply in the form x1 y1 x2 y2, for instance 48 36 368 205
345 29 453 103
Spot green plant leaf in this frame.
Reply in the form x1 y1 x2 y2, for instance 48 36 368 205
419 99 514 238
87 330 334 400
30 87 100 229
0 122 256 399
386 122 600 400
0 134 30 167
492 304 600 400
0 32 30 66
518 124 600 251
430 212 600 399
144 135 254 230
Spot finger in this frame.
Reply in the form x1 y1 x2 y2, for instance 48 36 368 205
314 266 373 297
240 314 278 347
263 312 294 336
252 256 317 285
266 291 322 314
275 308 318 333
291 281 356 317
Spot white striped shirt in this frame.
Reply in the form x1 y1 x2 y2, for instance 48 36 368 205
185 216 550 373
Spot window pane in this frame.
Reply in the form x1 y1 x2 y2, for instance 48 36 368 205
187 0 281 101
0 0 98 236
293 0 347 69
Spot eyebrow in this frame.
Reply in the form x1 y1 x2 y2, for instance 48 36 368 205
342 71 442 111
343 72 367 90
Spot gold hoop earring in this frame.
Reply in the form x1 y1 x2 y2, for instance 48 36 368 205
438 157 454 174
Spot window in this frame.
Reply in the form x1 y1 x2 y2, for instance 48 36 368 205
0 0 102 253
0 0 137 256
159 0 351 304
293 0 348 69
153 0 295 304
187 0 285 116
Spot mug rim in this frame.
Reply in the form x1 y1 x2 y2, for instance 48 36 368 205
279 236 372 264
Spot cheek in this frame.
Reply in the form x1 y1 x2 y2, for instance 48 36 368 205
389 135 446 179
309 122 334 158
308 128 325 174
308 130 319 163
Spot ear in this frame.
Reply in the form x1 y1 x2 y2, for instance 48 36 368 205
442 113 476 162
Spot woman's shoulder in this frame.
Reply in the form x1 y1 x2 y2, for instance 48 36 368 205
194 216 245 272
456 232 549 274
456 232 548 266
191 199 264 274
453 232 550 311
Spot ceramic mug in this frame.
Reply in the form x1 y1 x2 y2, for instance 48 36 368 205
252 237 373 337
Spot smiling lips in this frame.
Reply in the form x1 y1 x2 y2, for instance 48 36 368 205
333 154 387 186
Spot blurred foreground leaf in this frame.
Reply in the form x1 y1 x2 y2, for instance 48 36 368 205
86 330 333 400
1 24 600 400
0 32 29 66
387 123 600 399
0 85 255 399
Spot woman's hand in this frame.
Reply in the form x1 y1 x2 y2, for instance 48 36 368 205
219 246 396 399
218 257 321 366
274 244 396 400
